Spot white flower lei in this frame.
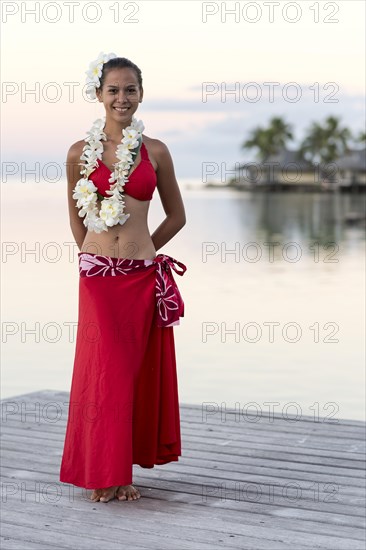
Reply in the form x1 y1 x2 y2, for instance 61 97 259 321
72 115 145 233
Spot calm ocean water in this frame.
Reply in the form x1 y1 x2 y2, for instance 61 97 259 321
2 181 365 420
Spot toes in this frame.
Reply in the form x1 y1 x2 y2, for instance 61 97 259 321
131 487 140 500
117 488 127 501
100 493 114 502
116 484 141 502
100 495 112 502
90 486 141 503
89 490 101 502
99 486 118 502
128 488 140 500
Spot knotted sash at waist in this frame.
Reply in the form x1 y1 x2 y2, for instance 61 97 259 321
78 252 187 328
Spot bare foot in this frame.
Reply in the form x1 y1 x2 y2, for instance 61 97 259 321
116 484 141 501
89 485 119 503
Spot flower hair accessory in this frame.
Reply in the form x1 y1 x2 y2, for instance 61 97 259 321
85 51 117 100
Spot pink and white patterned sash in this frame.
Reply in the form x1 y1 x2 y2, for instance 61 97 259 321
78 252 186 328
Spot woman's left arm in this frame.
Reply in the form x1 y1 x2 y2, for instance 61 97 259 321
150 140 186 252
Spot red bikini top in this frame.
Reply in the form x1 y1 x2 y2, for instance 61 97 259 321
89 142 157 201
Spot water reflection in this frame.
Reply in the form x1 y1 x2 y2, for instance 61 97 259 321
231 191 366 250
2 184 365 420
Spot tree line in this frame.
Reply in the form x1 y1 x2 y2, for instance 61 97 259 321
242 116 365 165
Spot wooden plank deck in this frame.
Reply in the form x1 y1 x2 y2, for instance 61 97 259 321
1 389 365 550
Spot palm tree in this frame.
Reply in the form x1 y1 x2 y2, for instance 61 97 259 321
241 117 294 162
269 117 294 151
299 116 352 179
356 131 366 146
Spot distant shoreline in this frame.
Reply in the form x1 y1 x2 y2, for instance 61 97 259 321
202 181 366 193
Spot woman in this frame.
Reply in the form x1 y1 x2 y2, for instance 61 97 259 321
59 53 187 504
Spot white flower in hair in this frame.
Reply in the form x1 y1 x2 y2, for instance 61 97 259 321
85 51 118 99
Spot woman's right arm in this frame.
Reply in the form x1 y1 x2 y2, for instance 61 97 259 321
66 141 88 251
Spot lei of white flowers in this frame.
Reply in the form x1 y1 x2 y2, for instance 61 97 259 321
72 115 145 233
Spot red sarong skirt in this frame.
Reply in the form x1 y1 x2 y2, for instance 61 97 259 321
59 252 186 489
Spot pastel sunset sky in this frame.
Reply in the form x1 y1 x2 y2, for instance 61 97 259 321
1 0 365 178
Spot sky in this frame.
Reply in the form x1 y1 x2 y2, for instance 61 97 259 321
1 0 365 179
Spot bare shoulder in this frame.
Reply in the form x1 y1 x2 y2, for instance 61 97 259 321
143 135 169 152
142 135 173 170
67 139 85 163
66 140 86 185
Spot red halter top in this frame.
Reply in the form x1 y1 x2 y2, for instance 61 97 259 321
89 142 157 201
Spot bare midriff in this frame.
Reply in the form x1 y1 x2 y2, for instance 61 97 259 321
80 193 157 260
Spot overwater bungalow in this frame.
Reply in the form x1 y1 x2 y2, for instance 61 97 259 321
230 148 366 191
336 147 366 188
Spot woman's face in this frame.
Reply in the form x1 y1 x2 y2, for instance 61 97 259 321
96 67 143 123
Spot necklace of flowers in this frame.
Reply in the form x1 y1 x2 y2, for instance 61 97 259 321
72 115 145 233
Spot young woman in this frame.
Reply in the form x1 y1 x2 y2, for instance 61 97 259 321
59 53 187 503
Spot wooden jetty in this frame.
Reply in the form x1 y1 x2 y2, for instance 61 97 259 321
1 390 365 549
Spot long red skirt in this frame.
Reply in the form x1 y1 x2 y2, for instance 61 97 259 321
59 252 186 489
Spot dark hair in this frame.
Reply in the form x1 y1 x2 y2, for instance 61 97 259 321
99 57 143 92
